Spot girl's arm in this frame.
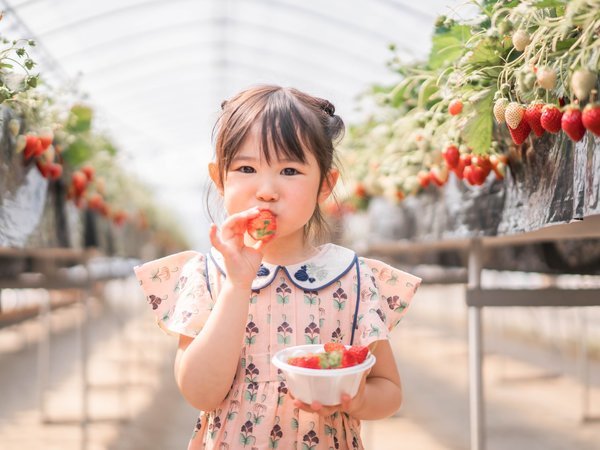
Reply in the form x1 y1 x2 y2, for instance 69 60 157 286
291 340 402 420
175 280 253 411
346 339 402 419
174 208 270 411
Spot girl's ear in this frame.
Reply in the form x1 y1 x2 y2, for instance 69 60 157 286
318 169 339 203
208 162 223 195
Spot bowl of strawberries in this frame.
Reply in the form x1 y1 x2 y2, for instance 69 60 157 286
271 342 375 406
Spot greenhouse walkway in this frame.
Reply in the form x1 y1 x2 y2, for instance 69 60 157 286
0 282 599 450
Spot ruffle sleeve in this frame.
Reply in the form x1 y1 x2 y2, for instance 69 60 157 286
354 257 422 347
133 250 213 337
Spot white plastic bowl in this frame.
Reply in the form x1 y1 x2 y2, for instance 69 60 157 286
271 344 376 406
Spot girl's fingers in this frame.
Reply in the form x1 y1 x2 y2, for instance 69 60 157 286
209 223 224 252
220 208 260 240
340 393 352 410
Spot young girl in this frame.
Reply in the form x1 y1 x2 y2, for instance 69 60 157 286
134 85 421 449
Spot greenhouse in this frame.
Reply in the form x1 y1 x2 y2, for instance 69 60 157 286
0 1 599 449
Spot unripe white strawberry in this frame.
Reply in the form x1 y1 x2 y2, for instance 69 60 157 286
15 134 27 153
493 98 509 123
536 67 556 90
571 69 597 100
505 102 524 129
8 118 20 137
512 30 531 52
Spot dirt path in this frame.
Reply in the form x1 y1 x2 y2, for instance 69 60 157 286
1 284 598 449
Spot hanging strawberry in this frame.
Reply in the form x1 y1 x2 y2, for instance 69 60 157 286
570 69 597 101
81 165 95 182
493 98 509 123
536 67 557 90
540 104 563 133
429 166 449 187
508 119 531 145
71 170 88 196
561 105 586 142
524 103 545 137
505 102 524 129
417 170 431 188
512 30 531 52
442 144 460 169
448 99 463 115
582 103 600 136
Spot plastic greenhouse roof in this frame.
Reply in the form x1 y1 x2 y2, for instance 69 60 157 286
1 0 467 249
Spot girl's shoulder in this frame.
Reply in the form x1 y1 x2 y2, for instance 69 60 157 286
358 255 422 292
134 250 206 283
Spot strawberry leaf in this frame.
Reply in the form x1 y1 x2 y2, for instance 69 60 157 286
462 88 494 154
429 24 471 70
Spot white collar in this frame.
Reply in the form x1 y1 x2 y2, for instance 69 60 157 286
209 243 357 291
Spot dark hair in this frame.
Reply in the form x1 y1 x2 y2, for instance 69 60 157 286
209 84 344 242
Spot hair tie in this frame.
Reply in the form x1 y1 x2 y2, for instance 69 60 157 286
221 100 228 110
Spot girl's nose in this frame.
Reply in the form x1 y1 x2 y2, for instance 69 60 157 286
256 181 279 202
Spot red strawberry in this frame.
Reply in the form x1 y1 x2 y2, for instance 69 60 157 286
470 164 488 186
540 104 563 133
524 103 545 137
81 165 95 182
582 103 600 136
453 153 472 180
354 182 367 198
448 99 463 115
463 165 476 185
324 342 346 353
561 105 586 142
341 351 358 368
113 210 128 227
346 345 369 364
247 209 277 240
39 135 53 151
471 155 492 175
24 135 42 160
288 355 321 369
71 171 88 195
88 193 104 211
48 163 63 180
35 160 50 178
429 166 449 187
442 145 460 169
508 119 531 145
417 170 431 188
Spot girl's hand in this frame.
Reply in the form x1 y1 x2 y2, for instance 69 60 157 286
288 371 368 418
209 208 273 288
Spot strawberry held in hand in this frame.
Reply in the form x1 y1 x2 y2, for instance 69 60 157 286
247 209 277 241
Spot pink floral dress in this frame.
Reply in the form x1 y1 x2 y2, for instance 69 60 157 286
134 243 421 450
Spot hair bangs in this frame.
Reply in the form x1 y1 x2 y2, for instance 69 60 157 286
256 91 315 166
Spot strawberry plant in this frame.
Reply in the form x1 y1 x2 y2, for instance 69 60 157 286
335 0 600 209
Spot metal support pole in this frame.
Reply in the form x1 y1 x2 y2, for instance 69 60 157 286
577 308 590 421
468 239 485 450
37 290 51 423
79 268 91 450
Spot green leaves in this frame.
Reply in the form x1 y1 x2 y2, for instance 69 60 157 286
429 24 471 70
67 104 93 133
462 88 494 154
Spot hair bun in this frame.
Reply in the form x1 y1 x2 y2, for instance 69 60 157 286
323 101 335 117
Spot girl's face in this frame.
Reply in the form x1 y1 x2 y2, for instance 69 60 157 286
210 126 337 246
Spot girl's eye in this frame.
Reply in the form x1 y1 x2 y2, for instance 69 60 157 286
237 166 255 173
281 167 299 176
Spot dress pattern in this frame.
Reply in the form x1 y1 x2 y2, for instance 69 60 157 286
134 244 421 450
